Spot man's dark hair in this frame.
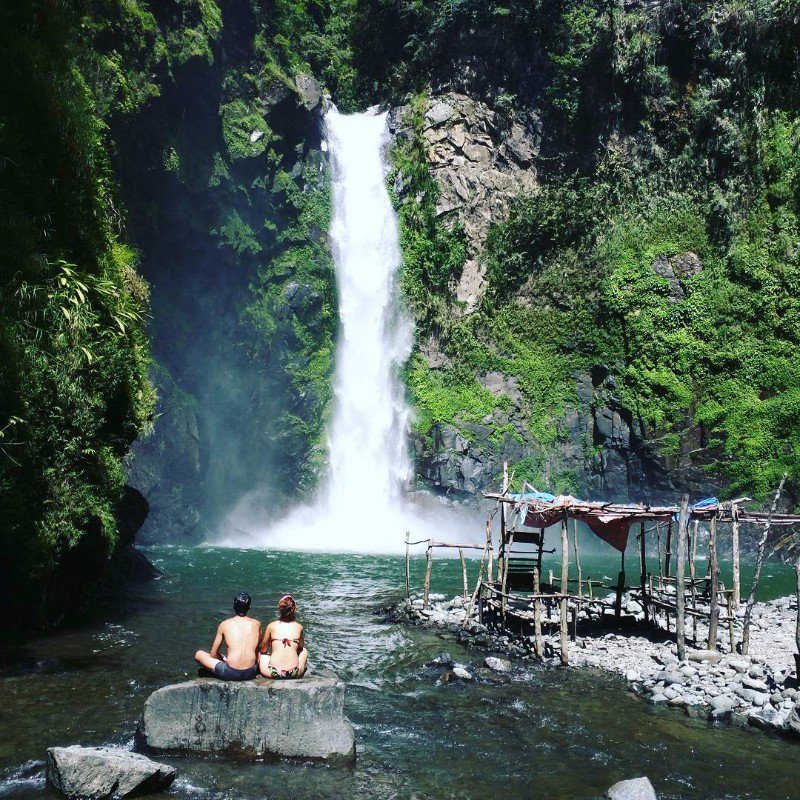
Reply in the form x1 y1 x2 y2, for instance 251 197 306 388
233 592 251 616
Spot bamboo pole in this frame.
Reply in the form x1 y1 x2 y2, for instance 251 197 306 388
498 462 509 583
707 513 720 650
676 494 689 661
665 519 673 577
573 519 583 597
656 523 664 590
486 512 494 584
459 548 468 598
690 520 698 643
501 529 515 617
795 553 800 677
732 503 741 608
537 528 545 575
463 545 488 628
423 546 433 610
741 474 787 655
639 521 649 623
560 514 569 665
615 546 625 619
533 565 543 659
724 582 736 653
404 530 411 602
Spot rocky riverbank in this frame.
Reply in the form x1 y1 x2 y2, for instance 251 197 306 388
394 593 800 740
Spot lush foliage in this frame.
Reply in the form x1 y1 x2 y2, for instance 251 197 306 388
0 2 154 630
384 1 800 503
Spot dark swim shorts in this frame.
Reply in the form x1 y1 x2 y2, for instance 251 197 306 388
213 661 258 681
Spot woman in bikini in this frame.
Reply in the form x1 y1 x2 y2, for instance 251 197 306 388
258 594 308 679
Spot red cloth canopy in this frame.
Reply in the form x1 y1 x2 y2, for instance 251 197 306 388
518 495 659 553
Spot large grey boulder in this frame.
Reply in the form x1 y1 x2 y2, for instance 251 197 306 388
137 672 355 765
606 776 658 800
45 746 176 800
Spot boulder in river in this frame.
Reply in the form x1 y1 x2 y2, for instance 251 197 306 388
606 776 658 800
137 672 355 765
484 656 511 673
45 745 176 800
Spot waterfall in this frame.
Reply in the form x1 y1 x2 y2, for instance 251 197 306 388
224 108 478 552
325 108 414 515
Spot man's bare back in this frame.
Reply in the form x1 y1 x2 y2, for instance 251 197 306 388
194 592 261 681
216 615 261 669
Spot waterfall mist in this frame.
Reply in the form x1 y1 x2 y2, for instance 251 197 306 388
221 107 481 553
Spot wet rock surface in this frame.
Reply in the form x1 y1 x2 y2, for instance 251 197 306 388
45 746 176 800
389 92 539 312
125 365 203 545
396 593 800 741
137 672 355 765
606 776 658 800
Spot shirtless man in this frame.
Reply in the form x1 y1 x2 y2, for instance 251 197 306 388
194 592 260 681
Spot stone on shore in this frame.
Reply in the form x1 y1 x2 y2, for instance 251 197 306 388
137 672 355 765
606 776 658 800
484 656 511 673
46 746 176 800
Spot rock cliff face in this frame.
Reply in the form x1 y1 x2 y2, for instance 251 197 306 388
392 91 721 504
125 366 203 544
390 93 539 311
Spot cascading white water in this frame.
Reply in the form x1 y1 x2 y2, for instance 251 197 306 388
223 108 479 552
324 108 414 515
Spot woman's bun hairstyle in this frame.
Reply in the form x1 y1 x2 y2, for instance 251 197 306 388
278 594 297 620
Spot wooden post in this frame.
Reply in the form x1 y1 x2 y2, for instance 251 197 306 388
537 528 545 574
573 519 583 597
404 531 411 601
560 514 569 665
795 553 800 677
656 524 663 589
731 504 741 609
724 583 736 653
707 513 720 650
548 568 554 587
741 474 787 655
533 566 543 659
588 574 593 600
463 545 488 628
639 521 649 623
423 546 433 610
615 546 625 619
501 530 515 617
486 514 494 584
498 463 508 583
664 519 673 577
690 519 698 643
460 548 468 599
571 605 577 641
676 494 689 661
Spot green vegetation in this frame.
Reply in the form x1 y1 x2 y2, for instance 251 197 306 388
0 2 154 631
380 1 800 501
4 0 800 632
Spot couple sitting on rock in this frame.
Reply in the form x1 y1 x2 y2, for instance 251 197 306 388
194 592 308 681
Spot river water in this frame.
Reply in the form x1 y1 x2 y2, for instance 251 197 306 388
1 547 799 800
